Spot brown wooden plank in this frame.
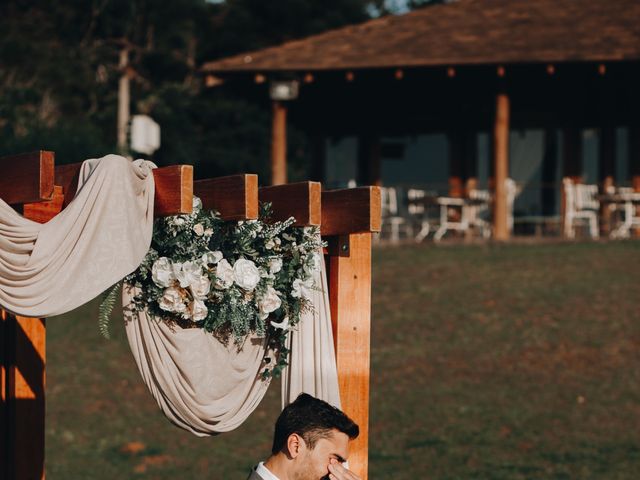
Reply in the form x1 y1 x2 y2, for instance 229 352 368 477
22 186 65 224
321 186 381 236
0 151 54 205
259 181 321 226
153 164 194 216
195 174 258 220
326 233 372 479
51 162 194 217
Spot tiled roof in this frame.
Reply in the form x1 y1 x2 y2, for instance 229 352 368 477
201 0 640 73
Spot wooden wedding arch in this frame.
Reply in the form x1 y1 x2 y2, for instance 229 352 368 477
0 151 381 480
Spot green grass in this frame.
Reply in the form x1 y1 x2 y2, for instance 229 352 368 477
46 241 640 479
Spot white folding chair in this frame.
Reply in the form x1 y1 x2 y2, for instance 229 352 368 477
467 187 492 238
380 187 409 243
563 178 599 238
407 188 431 242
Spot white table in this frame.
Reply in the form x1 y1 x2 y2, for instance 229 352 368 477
598 193 640 238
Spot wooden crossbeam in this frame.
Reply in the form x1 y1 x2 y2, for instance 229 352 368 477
22 163 194 223
195 174 258 220
0 151 54 205
321 186 381 236
259 181 321 226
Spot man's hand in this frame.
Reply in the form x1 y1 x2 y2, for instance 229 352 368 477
327 459 361 480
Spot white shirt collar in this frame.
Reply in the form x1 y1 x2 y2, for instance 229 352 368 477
256 461 281 480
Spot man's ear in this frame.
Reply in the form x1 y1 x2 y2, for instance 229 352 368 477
286 433 306 459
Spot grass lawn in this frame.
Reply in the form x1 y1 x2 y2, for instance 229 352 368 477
46 241 640 479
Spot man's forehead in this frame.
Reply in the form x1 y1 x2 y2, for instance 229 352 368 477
317 430 350 457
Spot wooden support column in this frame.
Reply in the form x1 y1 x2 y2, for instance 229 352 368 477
1 151 194 480
322 186 381 480
493 93 510 241
195 174 259 221
357 135 382 187
0 151 54 480
271 101 287 185
448 131 465 198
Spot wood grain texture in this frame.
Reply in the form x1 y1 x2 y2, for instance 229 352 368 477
195 174 258 220
326 233 372 479
271 101 287 185
321 186 381 236
52 162 194 217
0 151 54 205
153 164 194 216
23 186 65 224
259 181 321 226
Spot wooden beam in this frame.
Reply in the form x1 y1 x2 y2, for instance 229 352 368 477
326 233 372 479
194 174 258 221
321 187 381 236
271 101 287 185
493 92 510 241
26 163 194 222
259 181 321 226
0 151 54 205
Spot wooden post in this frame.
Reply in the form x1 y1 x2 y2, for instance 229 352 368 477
322 186 381 480
493 93 510 240
0 152 194 480
195 174 259 221
117 47 131 155
271 101 287 185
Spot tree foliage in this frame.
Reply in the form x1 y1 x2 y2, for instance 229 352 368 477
0 0 389 178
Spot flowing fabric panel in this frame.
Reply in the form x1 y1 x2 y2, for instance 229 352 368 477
0 154 155 317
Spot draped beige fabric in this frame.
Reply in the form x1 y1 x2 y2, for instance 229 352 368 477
123 251 341 436
0 154 155 317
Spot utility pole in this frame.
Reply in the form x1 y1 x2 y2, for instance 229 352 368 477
117 47 130 155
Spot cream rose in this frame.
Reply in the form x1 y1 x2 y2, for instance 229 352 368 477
151 257 175 287
268 257 283 274
233 258 261 291
193 223 205 236
258 286 281 320
190 298 208 321
173 261 202 288
202 250 223 266
190 275 211 300
158 286 186 313
291 277 314 299
214 259 234 289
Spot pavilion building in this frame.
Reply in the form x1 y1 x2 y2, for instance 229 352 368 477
201 0 640 239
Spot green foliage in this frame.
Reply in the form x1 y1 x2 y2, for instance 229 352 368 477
98 281 122 339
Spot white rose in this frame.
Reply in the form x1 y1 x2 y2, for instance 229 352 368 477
190 275 211 300
193 223 205 236
190 298 208 321
291 277 314 300
204 228 213 236
268 257 283 274
304 251 322 275
214 259 234 289
270 316 290 330
258 286 281 320
151 257 175 287
233 258 261 291
158 287 186 313
173 261 202 288
192 196 202 212
173 217 186 226
202 250 223 266
265 239 275 250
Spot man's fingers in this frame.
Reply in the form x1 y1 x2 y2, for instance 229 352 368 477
327 461 361 480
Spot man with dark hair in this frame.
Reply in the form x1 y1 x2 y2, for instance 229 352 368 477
247 393 361 480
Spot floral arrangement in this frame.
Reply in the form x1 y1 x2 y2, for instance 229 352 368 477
116 197 325 378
